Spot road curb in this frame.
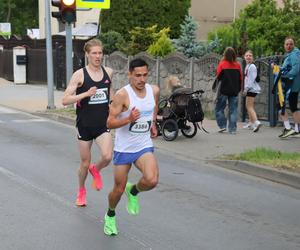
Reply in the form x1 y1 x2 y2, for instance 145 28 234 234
33 111 75 126
208 159 300 189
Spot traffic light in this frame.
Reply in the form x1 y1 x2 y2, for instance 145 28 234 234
51 0 76 23
51 0 62 20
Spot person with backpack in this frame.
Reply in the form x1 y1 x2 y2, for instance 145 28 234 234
242 50 262 132
275 37 300 138
215 47 243 134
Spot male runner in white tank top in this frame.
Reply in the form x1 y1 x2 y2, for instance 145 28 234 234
103 58 159 236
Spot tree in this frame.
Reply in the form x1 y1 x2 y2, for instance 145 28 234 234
208 0 300 56
100 0 191 40
173 15 205 58
0 0 38 36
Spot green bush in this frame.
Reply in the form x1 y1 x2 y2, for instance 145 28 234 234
98 31 125 55
147 28 175 57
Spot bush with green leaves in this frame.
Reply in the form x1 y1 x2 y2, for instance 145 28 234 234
97 31 125 55
0 0 38 35
147 27 175 57
118 25 159 55
100 0 190 40
208 0 300 56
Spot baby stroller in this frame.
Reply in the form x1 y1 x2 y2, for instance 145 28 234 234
156 88 205 141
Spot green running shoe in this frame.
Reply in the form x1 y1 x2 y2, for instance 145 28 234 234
104 214 118 236
125 182 140 215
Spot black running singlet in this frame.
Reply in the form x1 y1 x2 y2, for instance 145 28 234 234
76 66 111 127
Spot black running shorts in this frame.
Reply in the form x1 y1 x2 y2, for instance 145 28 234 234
77 125 110 141
246 92 257 97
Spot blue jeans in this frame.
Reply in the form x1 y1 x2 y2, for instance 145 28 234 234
215 94 238 132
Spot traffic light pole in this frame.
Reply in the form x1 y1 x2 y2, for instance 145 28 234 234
45 0 55 109
65 23 73 85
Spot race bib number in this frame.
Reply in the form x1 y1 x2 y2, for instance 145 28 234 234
129 121 151 134
89 88 108 104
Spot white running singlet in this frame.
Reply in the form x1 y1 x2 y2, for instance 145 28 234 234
114 83 155 153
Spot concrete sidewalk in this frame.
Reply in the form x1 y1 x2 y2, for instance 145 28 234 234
1 78 300 189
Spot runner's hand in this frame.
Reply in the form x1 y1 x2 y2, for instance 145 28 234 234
151 123 158 138
129 107 140 122
87 86 97 97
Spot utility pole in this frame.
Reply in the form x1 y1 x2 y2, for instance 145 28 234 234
233 0 237 22
65 22 73 84
45 0 55 109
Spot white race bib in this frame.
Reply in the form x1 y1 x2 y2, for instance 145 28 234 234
129 121 151 134
89 88 108 104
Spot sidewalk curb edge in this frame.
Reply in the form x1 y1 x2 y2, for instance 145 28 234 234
208 159 300 189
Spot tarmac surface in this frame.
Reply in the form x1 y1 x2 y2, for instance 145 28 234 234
1 78 300 189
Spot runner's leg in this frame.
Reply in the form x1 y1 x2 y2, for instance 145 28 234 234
108 164 131 209
78 140 92 188
134 152 159 192
94 132 113 171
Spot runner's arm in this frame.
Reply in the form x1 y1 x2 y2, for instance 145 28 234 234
107 89 140 129
105 66 115 102
62 70 97 106
151 85 160 138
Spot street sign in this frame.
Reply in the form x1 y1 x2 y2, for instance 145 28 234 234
76 0 110 9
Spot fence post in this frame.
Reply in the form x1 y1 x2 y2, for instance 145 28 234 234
189 57 194 90
156 57 160 88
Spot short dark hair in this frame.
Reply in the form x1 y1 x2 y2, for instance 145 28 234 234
129 58 148 72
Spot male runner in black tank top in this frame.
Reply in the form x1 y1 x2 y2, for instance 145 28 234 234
62 39 114 207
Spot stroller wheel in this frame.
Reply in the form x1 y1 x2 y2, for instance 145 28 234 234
181 122 197 138
161 119 178 141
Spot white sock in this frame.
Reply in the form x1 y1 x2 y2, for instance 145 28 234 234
294 123 299 133
284 120 291 130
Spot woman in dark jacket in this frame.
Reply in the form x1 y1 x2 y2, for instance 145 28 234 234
215 47 243 134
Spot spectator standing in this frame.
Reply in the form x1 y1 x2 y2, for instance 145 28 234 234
243 50 262 132
215 47 243 134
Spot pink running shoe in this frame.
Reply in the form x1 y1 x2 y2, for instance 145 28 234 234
89 164 103 191
76 187 86 207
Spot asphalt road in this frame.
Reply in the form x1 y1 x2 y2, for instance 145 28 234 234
1 106 300 250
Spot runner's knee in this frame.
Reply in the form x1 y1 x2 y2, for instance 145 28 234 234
102 151 112 165
113 184 126 196
144 175 158 189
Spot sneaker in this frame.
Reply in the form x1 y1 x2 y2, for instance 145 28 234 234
89 164 103 191
218 128 226 133
104 214 118 236
290 131 300 137
125 182 140 215
243 123 252 129
253 121 262 132
76 188 86 207
280 128 295 138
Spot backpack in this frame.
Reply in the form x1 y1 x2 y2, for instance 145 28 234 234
253 63 260 82
186 97 204 123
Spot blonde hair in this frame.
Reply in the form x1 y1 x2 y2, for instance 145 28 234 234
165 75 181 92
83 38 103 53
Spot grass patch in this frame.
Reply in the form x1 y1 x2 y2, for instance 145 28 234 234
224 147 300 173
46 107 76 118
